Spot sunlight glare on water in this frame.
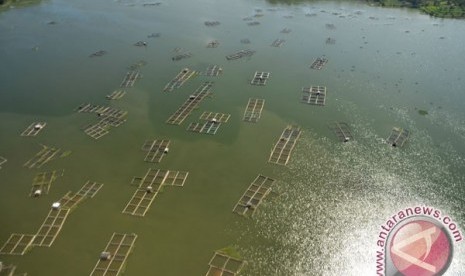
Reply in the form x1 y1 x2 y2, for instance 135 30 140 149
239 102 465 275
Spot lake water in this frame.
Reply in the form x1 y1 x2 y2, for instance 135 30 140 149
0 0 464 275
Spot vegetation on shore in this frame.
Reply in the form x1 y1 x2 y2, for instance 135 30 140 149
2 0 464 17
370 0 465 18
266 0 465 18
0 0 41 10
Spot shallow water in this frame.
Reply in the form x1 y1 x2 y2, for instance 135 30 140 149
0 0 464 275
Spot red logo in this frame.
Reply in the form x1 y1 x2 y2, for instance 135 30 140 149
390 219 452 276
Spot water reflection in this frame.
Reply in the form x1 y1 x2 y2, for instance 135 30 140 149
238 103 465 275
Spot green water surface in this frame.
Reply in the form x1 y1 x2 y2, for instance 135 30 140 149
0 0 464 275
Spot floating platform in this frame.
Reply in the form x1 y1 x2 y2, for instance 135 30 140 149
280 28 291 33
133 41 147 47
0 156 7 169
90 233 137 276
89 50 107 58
243 98 265 123
206 40 219 48
142 2 161 7
77 104 127 119
203 65 223 77
226 49 255 60
204 21 220 27
310 56 328 70
326 23 336 30
387 127 409 147
269 126 302 165
120 71 140 88
130 168 188 188
163 68 196 92
57 181 104 209
147 32 160 38
240 38 251 44
21 122 46 137
302 86 327 106
162 170 189 186
251 71 270 86
77 104 127 139
206 252 246 276
99 116 127 127
57 191 85 210
233 175 274 216
141 139 170 163
326 37 336 44
247 21 260 26
128 60 147 71
32 208 70 247
171 52 192 61
166 82 213 125
76 181 104 198
24 145 61 169
83 124 110 140
123 169 188 216
200 112 230 123
106 90 126 100
187 121 221 135
147 33 161 38
271 39 285 47
30 170 63 196
305 12 317 17
0 263 25 276
331 122 353 142
0 234 36 255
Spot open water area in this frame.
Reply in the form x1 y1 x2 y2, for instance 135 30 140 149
0 0 464 275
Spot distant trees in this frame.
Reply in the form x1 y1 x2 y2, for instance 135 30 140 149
367 0 465 17
265 0 465 12
1 0 43 8
408 0 421 7
417 0 465 17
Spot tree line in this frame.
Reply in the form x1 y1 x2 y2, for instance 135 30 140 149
265 0 465 18
372 0 465 17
